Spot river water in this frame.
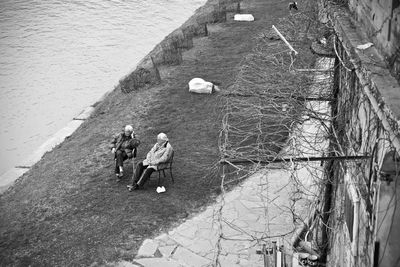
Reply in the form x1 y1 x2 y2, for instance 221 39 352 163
0 0 206 176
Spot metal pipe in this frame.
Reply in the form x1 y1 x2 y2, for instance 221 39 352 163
272 25 299 55
223 93 334 102
345 172 360 265
220 155 371 165
295 68 334 72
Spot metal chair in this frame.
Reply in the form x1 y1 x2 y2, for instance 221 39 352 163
155 151 175 186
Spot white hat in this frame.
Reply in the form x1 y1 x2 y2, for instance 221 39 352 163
124 125 134 132
157 133 168 141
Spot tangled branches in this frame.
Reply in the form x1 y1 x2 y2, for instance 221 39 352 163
213 6 339 263
219 11 333 173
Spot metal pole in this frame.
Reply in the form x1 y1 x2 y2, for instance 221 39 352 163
272 25 298 55
263 244 269 267
220 155 371 165
294 68 334 72
272 241 277 267
223 93 334 102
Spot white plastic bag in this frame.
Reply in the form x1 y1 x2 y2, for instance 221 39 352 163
188 78 214 94
234 14 254 21
356 42 373 50
156 186 166 193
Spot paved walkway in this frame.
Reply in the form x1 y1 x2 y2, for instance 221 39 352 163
116 168 300 267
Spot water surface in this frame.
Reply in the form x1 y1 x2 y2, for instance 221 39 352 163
0 0 206 175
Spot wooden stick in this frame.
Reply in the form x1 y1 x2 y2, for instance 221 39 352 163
272 25 298 55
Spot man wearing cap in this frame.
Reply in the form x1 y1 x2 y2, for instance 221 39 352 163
110 125 140 179
127 133 173 191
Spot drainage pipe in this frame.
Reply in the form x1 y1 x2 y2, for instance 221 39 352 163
345 172 360 265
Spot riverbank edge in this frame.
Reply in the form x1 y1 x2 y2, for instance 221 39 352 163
0 0 238 195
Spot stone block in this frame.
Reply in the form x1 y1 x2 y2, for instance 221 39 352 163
218 255 241 266
196 228 218 242
220 222 243 239
186 239 214 255
247 250 264 266
137 239 161 258
158 245 177 257
170 233 195 248
172 247 210 267
175 224 198 239
114 261 138 267
231 200 253 219
134 258 183 267
239 200 262 210
155 233 177 246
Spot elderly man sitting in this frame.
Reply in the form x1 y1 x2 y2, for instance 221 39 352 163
110 125 140 179
127 133 173 191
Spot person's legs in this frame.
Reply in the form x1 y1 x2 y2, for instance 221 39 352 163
114 159 119 175
136 168 155 187
128 162 147 189
115 150 128 176
133 162 147 183
128 167 154 191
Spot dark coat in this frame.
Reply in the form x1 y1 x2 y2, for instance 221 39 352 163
110 132 140 158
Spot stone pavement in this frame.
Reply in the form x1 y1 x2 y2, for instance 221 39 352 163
115 167 306 267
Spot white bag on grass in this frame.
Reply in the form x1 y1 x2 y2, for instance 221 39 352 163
234 14 254 21
188 78 220 94
156 186 166 193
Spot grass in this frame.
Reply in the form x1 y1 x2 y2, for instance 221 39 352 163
0 0 314 265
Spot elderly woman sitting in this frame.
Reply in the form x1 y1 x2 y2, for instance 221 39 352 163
110 125 140 179
127 133 173 191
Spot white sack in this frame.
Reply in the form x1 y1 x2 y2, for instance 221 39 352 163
234 14 254 21
356 42 373 50
188 78 214 94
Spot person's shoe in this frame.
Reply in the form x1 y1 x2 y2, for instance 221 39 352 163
128 184 139 191
127 185 133 189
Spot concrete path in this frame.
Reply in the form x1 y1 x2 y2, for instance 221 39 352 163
116 168 300 267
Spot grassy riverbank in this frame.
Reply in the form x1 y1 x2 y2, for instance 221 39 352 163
0 0 315 265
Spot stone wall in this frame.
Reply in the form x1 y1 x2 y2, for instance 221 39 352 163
319 1 400 266
348 0 400 80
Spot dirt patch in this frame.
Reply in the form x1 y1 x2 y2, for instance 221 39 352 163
0 0 314 266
